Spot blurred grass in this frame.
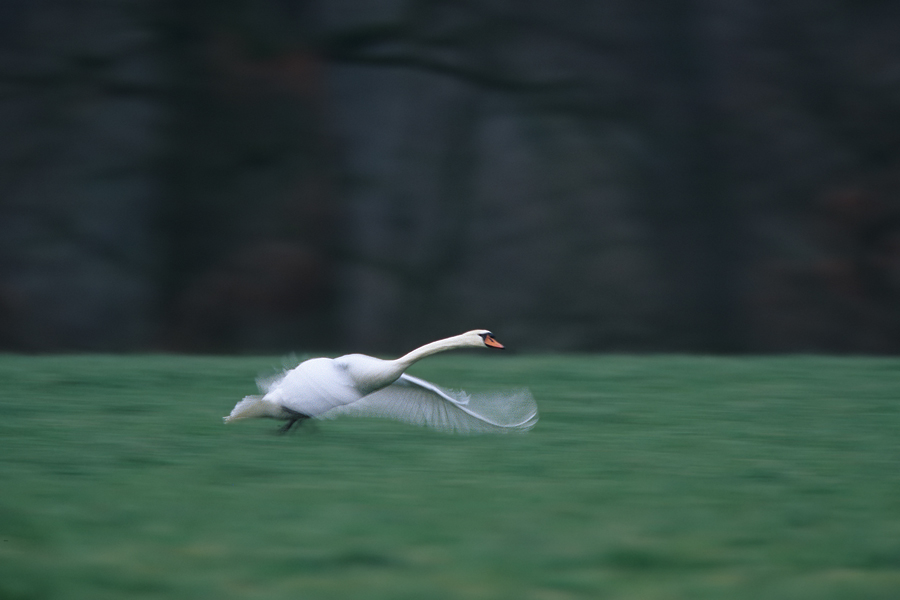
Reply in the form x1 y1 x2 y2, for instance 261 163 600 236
1 353 900 599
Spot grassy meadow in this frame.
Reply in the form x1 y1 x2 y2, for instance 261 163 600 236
1 353 899 599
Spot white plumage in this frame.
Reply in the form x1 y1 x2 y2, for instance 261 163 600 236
223 330 538 434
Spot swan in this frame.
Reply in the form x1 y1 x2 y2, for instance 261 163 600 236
223 330 538 434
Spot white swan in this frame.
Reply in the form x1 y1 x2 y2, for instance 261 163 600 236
223 330 538 434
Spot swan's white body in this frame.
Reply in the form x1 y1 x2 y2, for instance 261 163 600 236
224 330 538 434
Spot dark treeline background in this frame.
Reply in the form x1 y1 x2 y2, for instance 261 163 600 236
1 0 899 354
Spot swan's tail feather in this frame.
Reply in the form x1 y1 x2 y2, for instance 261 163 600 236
223 395 280 423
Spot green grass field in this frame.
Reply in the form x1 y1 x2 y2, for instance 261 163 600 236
2 353 899 599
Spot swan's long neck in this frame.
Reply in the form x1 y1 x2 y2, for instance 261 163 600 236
391 333 473 373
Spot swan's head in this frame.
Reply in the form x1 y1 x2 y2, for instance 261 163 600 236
467 329 504 349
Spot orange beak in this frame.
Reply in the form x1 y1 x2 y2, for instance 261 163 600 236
483 334 505 349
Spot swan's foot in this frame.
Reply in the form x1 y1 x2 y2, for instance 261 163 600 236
277 407 313 434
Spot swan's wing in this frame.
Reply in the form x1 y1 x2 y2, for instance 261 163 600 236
319 374 538 434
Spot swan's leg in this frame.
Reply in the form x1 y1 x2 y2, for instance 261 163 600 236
277 419 299 434
277 407 312 434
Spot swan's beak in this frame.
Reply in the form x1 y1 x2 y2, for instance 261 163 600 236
483 334 504 349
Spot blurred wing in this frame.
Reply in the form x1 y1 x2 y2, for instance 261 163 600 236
319 374 538 434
